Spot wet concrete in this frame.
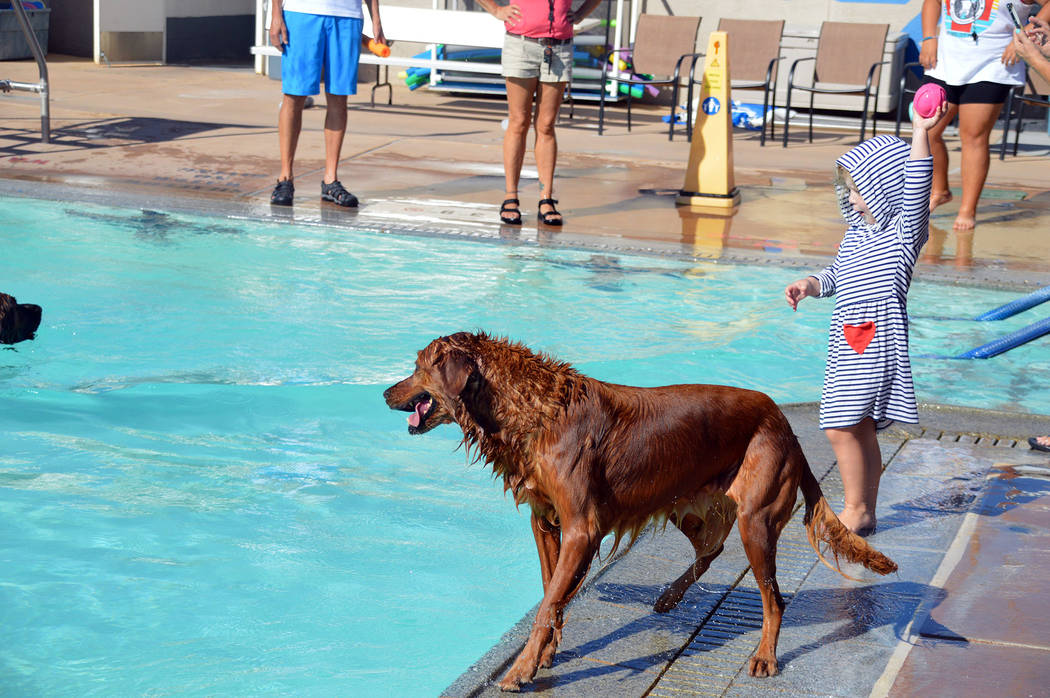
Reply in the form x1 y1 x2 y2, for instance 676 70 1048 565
3 57 1050 697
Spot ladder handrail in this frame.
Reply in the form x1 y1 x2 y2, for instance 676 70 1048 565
1 2 50 143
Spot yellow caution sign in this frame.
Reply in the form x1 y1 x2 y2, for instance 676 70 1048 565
678 206 731 258
677 31 740 209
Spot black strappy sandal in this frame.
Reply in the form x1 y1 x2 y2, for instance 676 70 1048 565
499 197 522 225
537 198 563 227
270 179 294 206
321 180 359 208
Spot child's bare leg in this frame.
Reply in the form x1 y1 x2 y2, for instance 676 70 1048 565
825 418 881 533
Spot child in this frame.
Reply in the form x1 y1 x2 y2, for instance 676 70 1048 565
784 104 947 536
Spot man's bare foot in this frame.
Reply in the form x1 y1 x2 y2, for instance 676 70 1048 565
929 190 953 212
953 213 976 231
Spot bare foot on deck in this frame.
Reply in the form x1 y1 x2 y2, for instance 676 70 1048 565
953 213 976 231
929 190 953 212
838 508 877 537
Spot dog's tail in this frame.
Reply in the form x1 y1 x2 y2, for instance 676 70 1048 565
799 456 897 578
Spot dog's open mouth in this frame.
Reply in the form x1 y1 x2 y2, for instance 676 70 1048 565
406 393 435 433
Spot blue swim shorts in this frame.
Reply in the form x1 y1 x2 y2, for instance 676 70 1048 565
281 11 362 97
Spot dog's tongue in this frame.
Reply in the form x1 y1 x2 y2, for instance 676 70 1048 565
408 399 430 427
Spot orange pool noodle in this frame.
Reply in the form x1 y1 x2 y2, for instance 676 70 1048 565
363 37 390 58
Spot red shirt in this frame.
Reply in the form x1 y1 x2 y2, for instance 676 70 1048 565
505 0 574 40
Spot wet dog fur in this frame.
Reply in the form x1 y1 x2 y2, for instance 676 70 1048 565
0 293 42 345
384 331 896 690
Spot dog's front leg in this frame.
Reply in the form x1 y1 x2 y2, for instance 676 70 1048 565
530 512 562 668
499 527 597 691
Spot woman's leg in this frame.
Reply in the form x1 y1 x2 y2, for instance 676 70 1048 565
825 418 882 533
927 102 958 212
534 80 567 222
953 100 1005 231
503 77 538 222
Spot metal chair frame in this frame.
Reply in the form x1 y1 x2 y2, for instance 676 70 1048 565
783 56 888 146
894 61 925 138
999 75 1050 160
599 49 702 137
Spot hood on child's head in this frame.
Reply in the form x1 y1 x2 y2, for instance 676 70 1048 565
835 134 910 230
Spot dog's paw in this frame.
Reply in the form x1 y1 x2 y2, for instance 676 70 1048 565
538 643 557 669
748 654 779 678
499 660 535 692
498 673 526 692
653 587 684 613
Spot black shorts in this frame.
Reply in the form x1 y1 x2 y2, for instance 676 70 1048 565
923 76 1012 105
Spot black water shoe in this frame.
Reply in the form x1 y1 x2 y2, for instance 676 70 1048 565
321 180 358 207
270 179 294 206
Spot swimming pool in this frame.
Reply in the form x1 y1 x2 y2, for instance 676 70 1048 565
1 194 1047 695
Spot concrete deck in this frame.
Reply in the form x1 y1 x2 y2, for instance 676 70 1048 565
3 57 1050 697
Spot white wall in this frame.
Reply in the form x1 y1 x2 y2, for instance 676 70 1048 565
98 0 164 32
97 0 255 32
166 0 254 18
656 0 925 35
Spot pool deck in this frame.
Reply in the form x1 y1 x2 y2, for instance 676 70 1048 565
3 58 1050 697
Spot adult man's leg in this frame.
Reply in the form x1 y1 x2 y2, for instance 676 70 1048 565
322 93 348 185
317 14 361 207
278 94 309 182
272 10 326 206
272 94 308 205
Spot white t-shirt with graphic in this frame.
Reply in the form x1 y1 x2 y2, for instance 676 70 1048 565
281 0 363 20
927 0 1033 85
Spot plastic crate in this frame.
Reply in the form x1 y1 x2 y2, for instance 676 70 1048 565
0 7 50 60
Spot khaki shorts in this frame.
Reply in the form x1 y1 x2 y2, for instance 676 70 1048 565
501 33 573 83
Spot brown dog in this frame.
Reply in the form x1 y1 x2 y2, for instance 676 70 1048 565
0 292 42 345
384 332 896 691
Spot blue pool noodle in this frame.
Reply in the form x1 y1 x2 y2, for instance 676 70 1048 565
975 284 1050 321
956 316 1050 359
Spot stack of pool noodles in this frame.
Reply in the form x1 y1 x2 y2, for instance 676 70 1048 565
955 285 1050 359
583 45 659 99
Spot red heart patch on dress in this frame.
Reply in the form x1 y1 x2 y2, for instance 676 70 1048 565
843 321 876 354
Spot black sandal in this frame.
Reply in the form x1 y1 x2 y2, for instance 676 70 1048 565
499 197 522 225
537 198 563 227
270 179 294 206
321 180 359 208
1029 436 1050 453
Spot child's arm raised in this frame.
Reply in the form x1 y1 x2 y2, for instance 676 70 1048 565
911 103 946 160
899 104 947 249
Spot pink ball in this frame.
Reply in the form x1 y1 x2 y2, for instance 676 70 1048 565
913 83 947 119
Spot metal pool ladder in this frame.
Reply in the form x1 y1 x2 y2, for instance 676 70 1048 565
0 1 50 143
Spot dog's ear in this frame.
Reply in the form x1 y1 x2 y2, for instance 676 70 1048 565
436 349 474 397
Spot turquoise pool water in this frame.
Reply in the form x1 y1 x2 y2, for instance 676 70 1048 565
1 195 1047 696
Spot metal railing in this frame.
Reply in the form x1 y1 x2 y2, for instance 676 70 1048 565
0 1 50 143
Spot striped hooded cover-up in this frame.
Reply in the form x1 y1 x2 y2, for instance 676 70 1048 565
812 134 932 430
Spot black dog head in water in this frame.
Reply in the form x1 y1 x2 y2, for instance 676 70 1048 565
0 292 42 344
